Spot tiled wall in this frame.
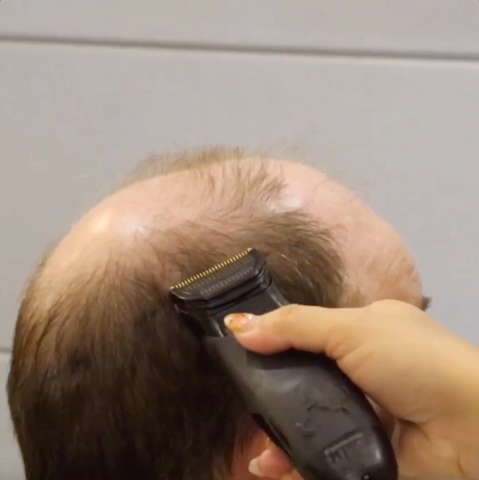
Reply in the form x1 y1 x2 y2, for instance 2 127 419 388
2 2 479 478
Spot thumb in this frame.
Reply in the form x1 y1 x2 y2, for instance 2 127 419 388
224 304 370 359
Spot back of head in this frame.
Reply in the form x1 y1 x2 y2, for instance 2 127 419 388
7 150 347 480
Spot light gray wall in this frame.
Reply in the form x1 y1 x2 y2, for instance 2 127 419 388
1 2 479 478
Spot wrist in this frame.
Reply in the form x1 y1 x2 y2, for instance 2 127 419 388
462 418 479 480
459 368 479 480
461 428 479 480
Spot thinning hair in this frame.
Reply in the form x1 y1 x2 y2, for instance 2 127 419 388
7 148 347 480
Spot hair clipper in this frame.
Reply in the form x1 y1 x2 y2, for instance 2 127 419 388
169 249 398 480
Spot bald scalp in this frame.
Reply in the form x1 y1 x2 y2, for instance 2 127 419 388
32 151 287 311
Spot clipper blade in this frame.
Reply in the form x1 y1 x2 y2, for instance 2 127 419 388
169 248 272 321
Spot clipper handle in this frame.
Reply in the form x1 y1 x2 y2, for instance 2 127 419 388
203 337 397 480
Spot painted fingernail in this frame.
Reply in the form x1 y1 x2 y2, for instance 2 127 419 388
248 458 264 476
224 313 257 333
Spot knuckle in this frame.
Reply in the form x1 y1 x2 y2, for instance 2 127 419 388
365 299 409 316
275 304 301 332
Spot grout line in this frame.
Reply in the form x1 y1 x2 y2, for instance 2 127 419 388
1 34 479 64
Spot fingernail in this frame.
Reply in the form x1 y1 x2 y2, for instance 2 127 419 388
224 313 257 333
281 475 294 480
248 457 263 476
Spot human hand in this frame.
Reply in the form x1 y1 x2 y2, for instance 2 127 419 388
225 300 479 480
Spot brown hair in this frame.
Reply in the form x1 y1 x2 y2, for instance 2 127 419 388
7 149 347 480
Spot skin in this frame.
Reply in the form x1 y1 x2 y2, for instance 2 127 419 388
40 159 425 480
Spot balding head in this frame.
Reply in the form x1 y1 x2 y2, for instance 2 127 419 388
7 148 425 480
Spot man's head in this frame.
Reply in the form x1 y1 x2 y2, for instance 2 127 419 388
7 148 426 480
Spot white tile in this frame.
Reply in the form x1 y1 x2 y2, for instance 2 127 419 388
0 353 24 479
1 43 479 350
1 0 479 56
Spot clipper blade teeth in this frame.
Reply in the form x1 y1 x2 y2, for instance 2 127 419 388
170 248 253 291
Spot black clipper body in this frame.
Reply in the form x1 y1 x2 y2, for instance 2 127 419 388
169 249 397 480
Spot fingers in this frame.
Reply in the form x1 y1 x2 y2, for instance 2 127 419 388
372 402 396 438
249 447 293 479
224 304 368 358
395 421 463 480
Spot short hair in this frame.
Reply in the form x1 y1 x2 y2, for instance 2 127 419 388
7 149 347 480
